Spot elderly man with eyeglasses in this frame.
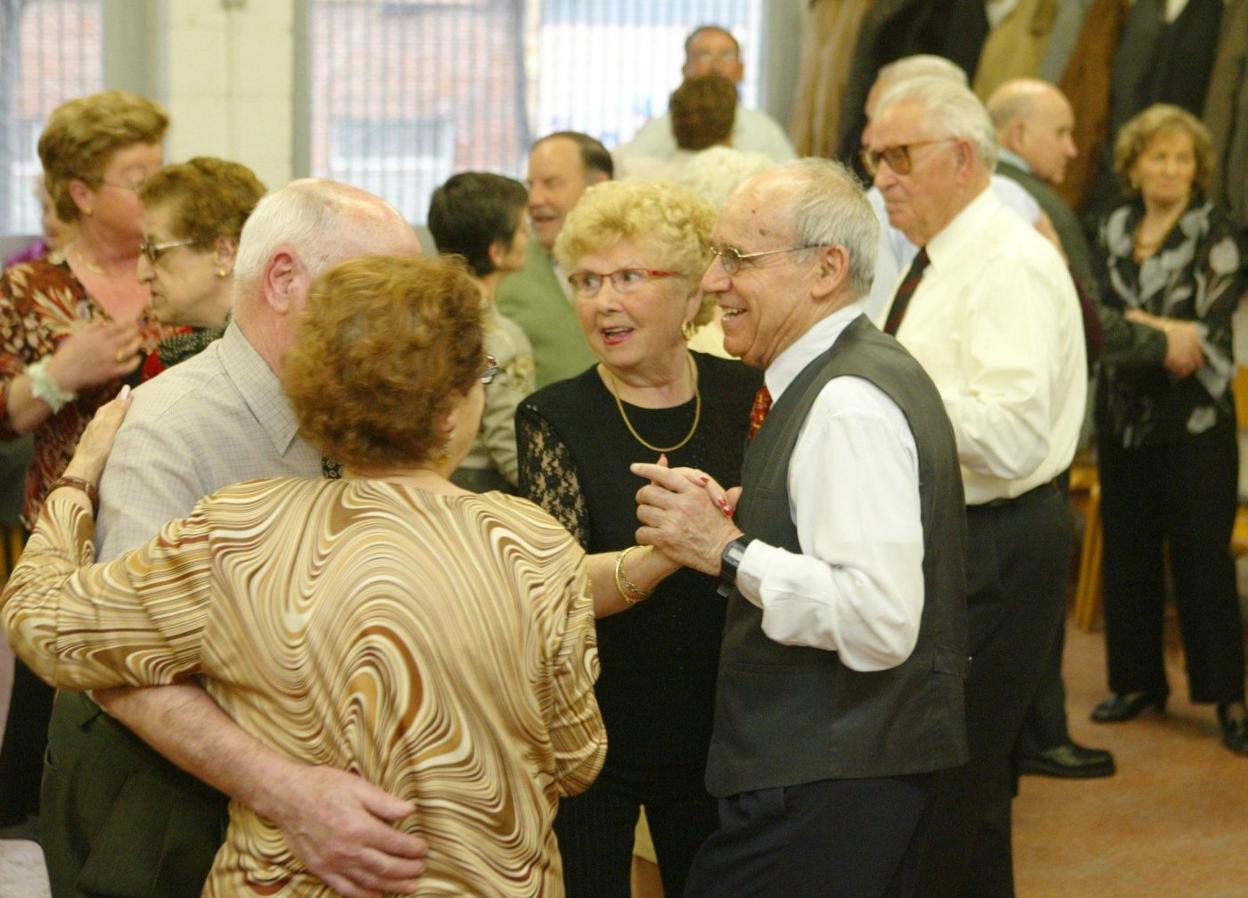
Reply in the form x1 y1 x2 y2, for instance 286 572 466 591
618 24 796 164
865 76 1087 898
857 55 1047 324
632 158 969 898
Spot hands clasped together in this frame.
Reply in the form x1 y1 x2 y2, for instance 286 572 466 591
632 455 745 578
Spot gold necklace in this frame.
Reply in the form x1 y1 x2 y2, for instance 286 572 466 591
602 353 701 454
69 242 106 276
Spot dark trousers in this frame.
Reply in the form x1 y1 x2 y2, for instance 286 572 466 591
682 773 935 898
1019 608 1072 752
555 762 716 898
40 690 226 898
0 658 53 823
916 488 1071 898
1098 419 1246 704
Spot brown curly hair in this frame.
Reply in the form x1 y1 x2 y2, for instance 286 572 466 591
283 255 485 468
670 74 737 151
139 157 266 249
38 90 169 221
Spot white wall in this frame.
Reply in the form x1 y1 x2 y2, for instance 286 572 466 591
109 0 297 189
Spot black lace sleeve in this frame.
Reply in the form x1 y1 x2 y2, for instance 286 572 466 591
516 401 591 548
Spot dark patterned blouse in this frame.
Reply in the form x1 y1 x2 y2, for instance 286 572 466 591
0 252 166 527
1096 198 1248 448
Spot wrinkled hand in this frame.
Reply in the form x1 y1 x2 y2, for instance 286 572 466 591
631 462 742 576
47 319 144 393
273 765 427 898
61 386 132 485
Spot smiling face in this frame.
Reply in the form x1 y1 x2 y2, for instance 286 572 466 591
1130 128 1197 211
527 138 593 252
137 201 233 328
572 238 700 381
702 178 825 369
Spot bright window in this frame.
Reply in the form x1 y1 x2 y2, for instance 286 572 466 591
0 0 103 235
306 0 764 224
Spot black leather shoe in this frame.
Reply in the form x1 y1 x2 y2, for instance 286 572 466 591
1019 742 1116 778
1090 691 1166 723
1218 704 1248 756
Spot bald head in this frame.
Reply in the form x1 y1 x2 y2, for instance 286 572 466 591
987 79 1077 185
233 178 422 370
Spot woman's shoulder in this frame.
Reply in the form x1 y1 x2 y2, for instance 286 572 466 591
457 490 585 555
518 366 602 420
2 253 77 300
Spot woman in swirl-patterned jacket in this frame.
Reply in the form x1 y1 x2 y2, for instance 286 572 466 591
1 255 683 897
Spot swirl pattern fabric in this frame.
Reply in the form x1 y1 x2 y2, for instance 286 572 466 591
3 477 606 897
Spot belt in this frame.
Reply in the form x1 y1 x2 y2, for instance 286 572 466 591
968 478 1060 511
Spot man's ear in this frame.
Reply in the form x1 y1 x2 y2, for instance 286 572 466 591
262 248 300 313
588 170 609 188
952 139 977 183
812 244 851 301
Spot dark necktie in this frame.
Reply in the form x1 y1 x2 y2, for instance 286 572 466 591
746 386 772 443
884 247 931 337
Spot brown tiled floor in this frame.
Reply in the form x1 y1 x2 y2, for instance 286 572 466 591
1014 619 1248 898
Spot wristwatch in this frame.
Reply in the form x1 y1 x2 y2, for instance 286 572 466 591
719 535 754 594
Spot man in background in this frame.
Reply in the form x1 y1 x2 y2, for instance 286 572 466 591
867 77 1086 896
618 25 796 164
497 131 608 388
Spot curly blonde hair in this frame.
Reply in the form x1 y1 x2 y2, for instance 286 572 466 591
283 255 484 468
139 157 266 249
1113 103 1213 196
554 179 717 323
38 90 169 221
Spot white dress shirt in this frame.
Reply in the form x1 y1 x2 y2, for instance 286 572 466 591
620 105 797 163
734 304 925 671
887 188 1087 505
864 174 1042 323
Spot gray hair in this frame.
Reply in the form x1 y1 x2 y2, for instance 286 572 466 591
679 146 775 209
233 179 412 298
877 55 968 90
766 159 879 300
875 75 999 170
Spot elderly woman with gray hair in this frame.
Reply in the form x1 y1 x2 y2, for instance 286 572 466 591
1090 103 1248 755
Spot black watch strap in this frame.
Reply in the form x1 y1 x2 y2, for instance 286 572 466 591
718 535 754 595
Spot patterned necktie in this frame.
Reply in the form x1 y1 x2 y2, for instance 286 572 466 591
746 386 772 443
883 247 931 337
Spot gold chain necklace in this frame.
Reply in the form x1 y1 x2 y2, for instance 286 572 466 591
602 353 701 453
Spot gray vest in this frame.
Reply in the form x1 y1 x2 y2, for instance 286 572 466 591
705 315 969 797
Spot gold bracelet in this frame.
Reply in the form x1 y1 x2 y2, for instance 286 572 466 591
613 545 651 606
